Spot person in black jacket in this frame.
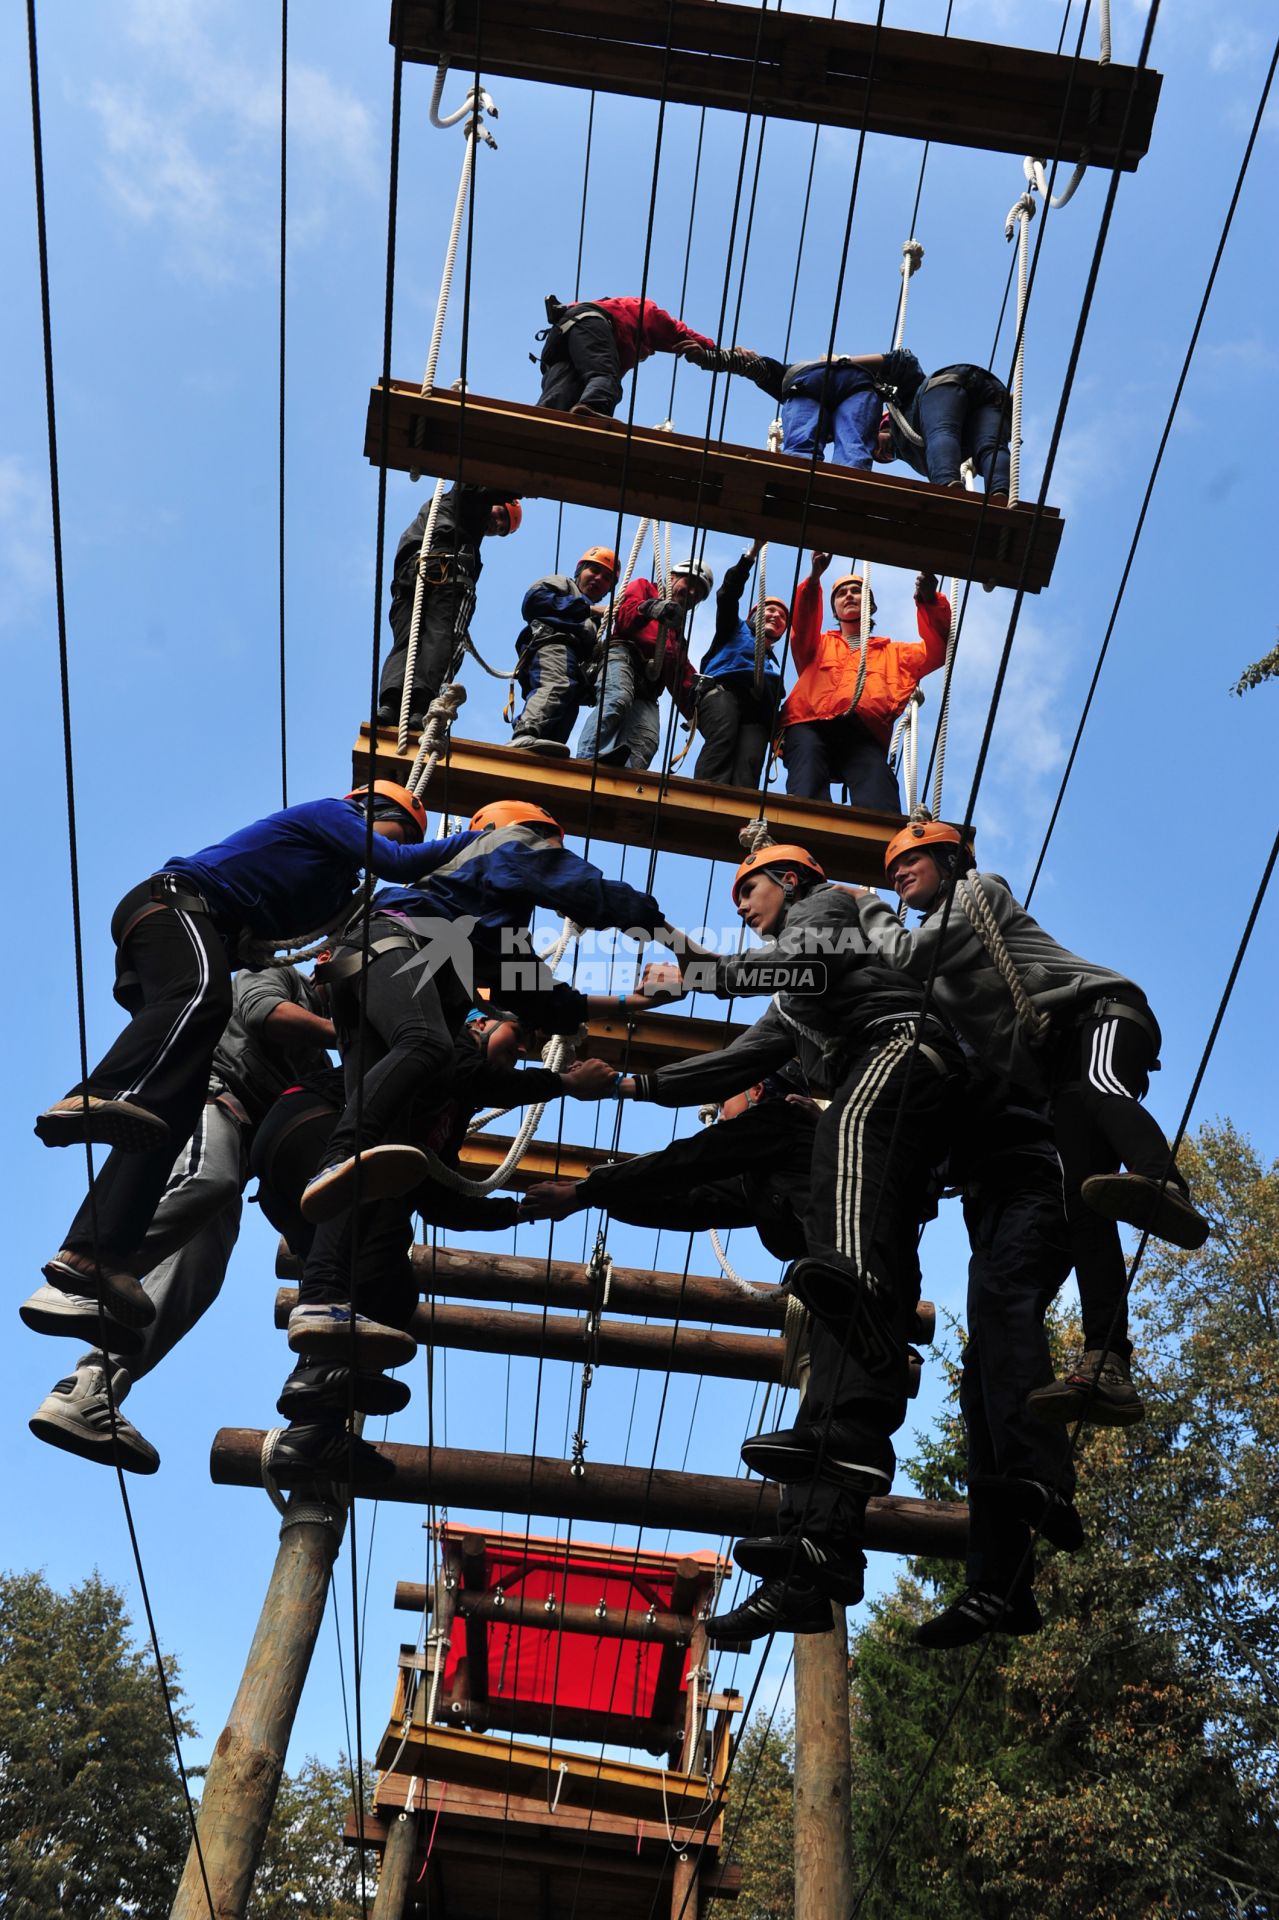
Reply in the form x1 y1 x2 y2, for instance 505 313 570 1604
376 484 522 732
693 537 787 790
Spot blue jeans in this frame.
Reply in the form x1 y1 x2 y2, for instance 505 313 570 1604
917 374 1011 494
575 644 661 769
781 366 880 470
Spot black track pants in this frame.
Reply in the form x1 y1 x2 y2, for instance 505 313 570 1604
323 937 467 1169
63 884 233 1261
693 673 781 789
380 566 476 718
538 314 623 415
297 1195 419 1323
1049 1000 1173 1358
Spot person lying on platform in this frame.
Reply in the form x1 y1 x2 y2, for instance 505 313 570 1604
521 1068 818 1255
694 344 924 471
692 538 787 791
32 781 467 1338
845 818 1210 1432
509 544 618 757
24 961 337 1476
779 554 949 810
617 841 966 1640
871 364 1012 501
576 559 713 771
914 1069 1083 1650
376 485 522 736
536 293 744 420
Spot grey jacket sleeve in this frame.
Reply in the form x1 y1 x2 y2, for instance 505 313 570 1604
234 964 308 1037
854 887 984 977
632 1006 795 1106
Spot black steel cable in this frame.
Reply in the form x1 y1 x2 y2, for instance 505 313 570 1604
277 0 288 807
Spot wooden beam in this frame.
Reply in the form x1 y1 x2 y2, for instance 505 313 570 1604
209 1433 968 1558
363 389 1062 592
391 0 1159 169
273 1245 937 1345
395 1580 707 1647
352 728 954 888
579 1004 745 1071
428 1691 685 1755
793 1621 854 1920
459 1130 619 1188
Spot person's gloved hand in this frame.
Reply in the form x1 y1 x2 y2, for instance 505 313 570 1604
914 571 939 605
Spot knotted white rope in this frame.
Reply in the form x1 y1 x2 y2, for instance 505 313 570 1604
405 682 467 798
737 819 775 856
889 690 924 814
397 479 449 753
955 872 1052 1042
422 83 497 393
891 237 925 351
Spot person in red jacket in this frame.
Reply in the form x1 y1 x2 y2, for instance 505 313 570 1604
779 554 950 810
575 560 712 768
537 294 725 419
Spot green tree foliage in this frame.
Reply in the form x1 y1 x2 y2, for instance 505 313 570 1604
249 1754 378 1920
0 1568 196 1920
723 1713 796 1919
846 1121 1279 1920
1231 639 1279 697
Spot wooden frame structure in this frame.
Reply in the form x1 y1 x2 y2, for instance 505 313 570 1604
391 0 1160 169
363 388 1064 592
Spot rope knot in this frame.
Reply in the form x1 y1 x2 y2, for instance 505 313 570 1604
737 818 775 856
900 237 925 276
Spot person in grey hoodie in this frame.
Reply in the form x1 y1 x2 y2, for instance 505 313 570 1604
848 819 1210 1428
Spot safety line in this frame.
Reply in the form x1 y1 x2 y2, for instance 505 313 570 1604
277 0 288 807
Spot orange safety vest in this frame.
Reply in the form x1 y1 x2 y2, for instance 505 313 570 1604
779 578 950 746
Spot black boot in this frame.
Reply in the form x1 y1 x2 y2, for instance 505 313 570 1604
277 1362 412 1420
913 1582 1041 1650
268 1421 397 1489
733 1533 865 1605
707 1575 834 1644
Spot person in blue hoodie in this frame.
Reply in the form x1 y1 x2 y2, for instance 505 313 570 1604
693 538 787 789
33 782 464 1330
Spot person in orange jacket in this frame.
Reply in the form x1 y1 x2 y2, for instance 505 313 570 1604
779 554 950 810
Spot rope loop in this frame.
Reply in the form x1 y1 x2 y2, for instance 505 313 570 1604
405 682 467 798
737 818 774 856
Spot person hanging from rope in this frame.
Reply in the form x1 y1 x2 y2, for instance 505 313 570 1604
575 558 712 770
520 1067 818 1254
24 960 339 1475
269 1010 616 1485
535 293 741 420
913 1071 1083 1649
691 537 787 790
376 485 522 734
871 364 1012 501
691 344 924 470
624 842 966 1638
847 820 1211 1430
779 554 949 810
508 544 618 757
31 781 466 1334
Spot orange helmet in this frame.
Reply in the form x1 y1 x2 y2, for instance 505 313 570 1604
345 780 427 843
732 843 826 904
469 800 562 836
830 573 877 619
749 595 791 628
577 545 618 582
884 819 971 878
495 499 522 534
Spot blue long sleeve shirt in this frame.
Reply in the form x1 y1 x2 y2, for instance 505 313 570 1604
699 551 782 681
519 574 600 660
163 801 476 941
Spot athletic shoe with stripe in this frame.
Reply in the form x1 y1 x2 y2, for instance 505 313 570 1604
740 1420 893 1496
787 1257 900 1374
913 1583 1042 1650
267 1422 397 1489
299 1144 431 1223
1025 1349 1144 1428
276 1361 412 1420
42 1249 155 1331
707 1575 834 1644
973 1473 1085 1552
19 1282 146 1356
1081 1172 1210 1251
733 1533 866 1606
29 1363 159 1474
286 1304 417 1370
34 1095 170 1152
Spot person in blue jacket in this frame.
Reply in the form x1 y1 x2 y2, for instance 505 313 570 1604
509 545 618 756
33 782 462 1331
693 537 787 789
687 343 925 471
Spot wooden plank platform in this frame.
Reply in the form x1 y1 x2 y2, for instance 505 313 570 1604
391 0 1160 170
459 1131 620 1188
210 1433 969 1557
353 727 947 886
364 388 1063 591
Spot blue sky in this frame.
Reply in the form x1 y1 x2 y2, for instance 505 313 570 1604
3 0 1277 1799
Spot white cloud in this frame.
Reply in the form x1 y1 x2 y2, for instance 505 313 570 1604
83 0 374 283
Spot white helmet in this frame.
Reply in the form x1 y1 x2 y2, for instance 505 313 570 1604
671 558 714 600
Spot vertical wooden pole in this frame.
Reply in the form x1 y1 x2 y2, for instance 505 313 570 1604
792 1605 854 1919
669 1615 709 1920
170 1495 345 1920
371 1807 422 1919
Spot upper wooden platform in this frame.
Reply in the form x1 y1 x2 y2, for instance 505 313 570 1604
353 727 945 886
391 0 1160 170
363 388 1063 592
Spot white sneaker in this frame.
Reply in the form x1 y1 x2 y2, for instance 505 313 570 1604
287 1304 417 1369
30 1363 159 1474
19 1282 146 1356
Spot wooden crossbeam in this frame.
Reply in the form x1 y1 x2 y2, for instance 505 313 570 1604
353 727 946 885
391 0 1159 169
395 1580 700 1646
580 1002 745 1070
459 1131 619 1188
363 388 1063 591
210 1432 968 1556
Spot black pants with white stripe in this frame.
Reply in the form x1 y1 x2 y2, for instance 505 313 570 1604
63 883 233 1261
1049 996 1174 1359
780 1025 954 1537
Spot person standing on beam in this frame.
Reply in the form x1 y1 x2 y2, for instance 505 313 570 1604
535 293 734 420
872 364 1012 500
690 343 924 471
693 537 787 791
509 543 618 756
576 559 713 771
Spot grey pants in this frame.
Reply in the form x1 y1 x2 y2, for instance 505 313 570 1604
81 1099 246 1382
575 644 661 768
513 640 590 745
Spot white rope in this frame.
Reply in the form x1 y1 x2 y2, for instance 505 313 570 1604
240 911 352 969
397 479 449 753
405 682 467 799
1003 182 1035 508
736 819 774 856
695 1102 780 1298
891 237 925 351
955 872 1052 1042
849 558 871 713
422 85 498 392
889 691 923 813
930 570 961 821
